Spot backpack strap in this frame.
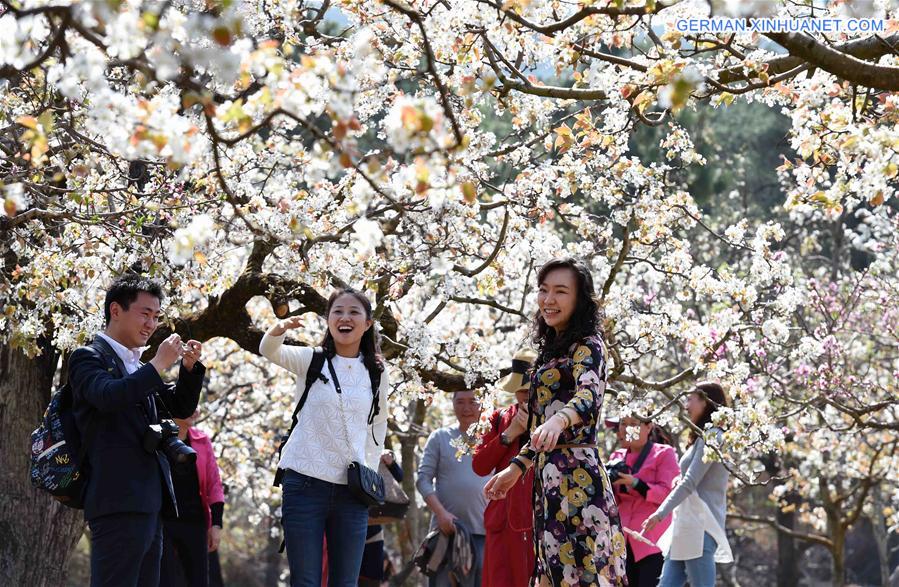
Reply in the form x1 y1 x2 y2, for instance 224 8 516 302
90 336 127 378
273 347 326 488
74 339 126 465
631 439 655 474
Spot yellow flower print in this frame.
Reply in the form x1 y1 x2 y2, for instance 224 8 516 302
556 508 568 523
572 468 591 488
567 487 588 508
536 386 552 405
582 552 597 573
612 531 627 558
574 388 593 403
573 345 592 363
540 368 561 386
571 515 581 527
560 542 576 565
585 536 595 552
572 364 585 380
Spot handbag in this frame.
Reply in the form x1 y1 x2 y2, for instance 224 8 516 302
328 358 385 507
368 459 410 523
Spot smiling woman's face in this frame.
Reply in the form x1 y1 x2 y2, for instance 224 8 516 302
537 267 578 333
327 293 372 349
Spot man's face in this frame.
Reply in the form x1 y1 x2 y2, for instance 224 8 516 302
453 391 482 428
109 291 161 348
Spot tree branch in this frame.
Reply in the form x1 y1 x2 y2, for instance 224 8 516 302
765 32 899 91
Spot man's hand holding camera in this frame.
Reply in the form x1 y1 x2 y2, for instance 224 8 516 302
149 334 203 374
180 339 203 372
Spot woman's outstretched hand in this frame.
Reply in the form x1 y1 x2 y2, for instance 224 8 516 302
483 465 522 501
271 316 303 336
642 513 662 534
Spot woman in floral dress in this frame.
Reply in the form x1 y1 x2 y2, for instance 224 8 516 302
484 257 628 586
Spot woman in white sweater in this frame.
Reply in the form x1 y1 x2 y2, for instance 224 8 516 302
260 288 389 587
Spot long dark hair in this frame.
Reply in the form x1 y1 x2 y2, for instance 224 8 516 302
688 381 729 447
532 257 604 363
320 288 384 376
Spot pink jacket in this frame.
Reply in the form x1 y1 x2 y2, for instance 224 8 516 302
611 443 679 561
188 427 225 529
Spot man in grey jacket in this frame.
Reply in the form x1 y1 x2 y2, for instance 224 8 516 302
417 391 489 587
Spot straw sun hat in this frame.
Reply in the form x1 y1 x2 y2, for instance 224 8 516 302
496 348 537 393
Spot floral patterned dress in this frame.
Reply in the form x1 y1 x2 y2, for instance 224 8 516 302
518 335 628 586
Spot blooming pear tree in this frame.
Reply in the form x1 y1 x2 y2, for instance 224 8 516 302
2 0 899 583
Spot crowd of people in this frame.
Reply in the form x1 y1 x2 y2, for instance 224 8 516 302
64 257 733 587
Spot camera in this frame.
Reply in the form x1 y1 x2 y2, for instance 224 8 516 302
143 419 197 467
606 459 632 493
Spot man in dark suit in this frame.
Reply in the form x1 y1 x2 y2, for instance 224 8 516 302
70 274 206 587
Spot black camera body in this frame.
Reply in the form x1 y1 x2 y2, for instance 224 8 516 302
143 419 197 467
606 459 632 493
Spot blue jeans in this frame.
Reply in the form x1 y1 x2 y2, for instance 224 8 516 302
281 470 369 587
659 532 717 587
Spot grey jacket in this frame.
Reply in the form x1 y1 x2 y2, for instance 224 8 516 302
654 428 729 530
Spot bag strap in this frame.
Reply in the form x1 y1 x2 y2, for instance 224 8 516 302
631 439 655 474
298 347 327 423
273 347 326 488
75 338 127 464
326 355 382 446
90 336 127 378
327 357 356 467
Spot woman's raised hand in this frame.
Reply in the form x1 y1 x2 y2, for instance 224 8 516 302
271 316 303 336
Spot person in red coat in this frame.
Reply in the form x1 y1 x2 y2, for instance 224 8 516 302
472 349 536 587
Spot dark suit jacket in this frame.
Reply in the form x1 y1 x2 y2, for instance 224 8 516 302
70 336 205 521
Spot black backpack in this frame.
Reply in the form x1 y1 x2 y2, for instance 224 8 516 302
272 347 381 487
29 340 119 508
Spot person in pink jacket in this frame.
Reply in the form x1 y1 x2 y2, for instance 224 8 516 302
606 414 679 587
160 410 225 587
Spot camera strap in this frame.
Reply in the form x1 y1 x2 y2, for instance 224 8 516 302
631 439 654 474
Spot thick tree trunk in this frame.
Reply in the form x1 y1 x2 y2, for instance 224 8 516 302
776 498 800 587
0 340 85 586
830 524 846 587
869 488 892 587
819 446 845 587
263 515 282 587
389 398 428 586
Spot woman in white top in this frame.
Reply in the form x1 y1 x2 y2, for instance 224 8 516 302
260 288 389 587
642 382 732 587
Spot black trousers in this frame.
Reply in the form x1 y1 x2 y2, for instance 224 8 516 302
160 518 209 587
626 544 664 587
88 512 163 587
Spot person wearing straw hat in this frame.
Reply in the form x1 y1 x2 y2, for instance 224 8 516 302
472 349 537 587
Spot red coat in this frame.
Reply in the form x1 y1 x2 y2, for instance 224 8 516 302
188 427 225 529
472 405 535 587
